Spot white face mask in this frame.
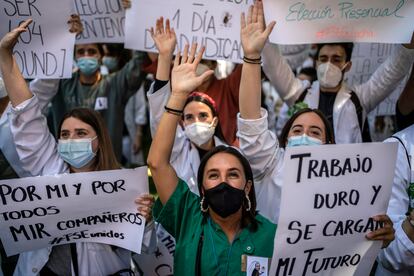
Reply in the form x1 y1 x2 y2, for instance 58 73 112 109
196 63 211 76
184 121 216 147
317 62 347 89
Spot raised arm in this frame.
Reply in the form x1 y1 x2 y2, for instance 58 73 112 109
239 0 275 120
152 17 176 82
147 44 214 205
0 19 34 106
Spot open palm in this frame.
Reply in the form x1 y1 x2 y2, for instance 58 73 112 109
151 17 177 57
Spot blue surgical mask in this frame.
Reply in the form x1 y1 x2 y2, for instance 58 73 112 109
76 57 100 76
102 56 119 71
58 137 97 168
287 134 323 147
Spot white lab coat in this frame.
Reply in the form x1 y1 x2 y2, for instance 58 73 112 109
8 95 155 276
262 43 414 144
147 81 227 195
376 125 414 275
237 108 285 224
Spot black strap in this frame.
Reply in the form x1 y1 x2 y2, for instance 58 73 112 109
295 89 308 104
70 243 79 276
195 230 204 276
390 135 411 170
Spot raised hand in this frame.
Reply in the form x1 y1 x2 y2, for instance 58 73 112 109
135 193 155 222
68 14 83 35
0 19 32 56
151 17 177 58
240 0 275 59
171 43 214 97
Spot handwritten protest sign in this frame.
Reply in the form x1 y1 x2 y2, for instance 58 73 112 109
125 0 253 63
0 0 75 79
269 143 397 276
263 0 414 44
347 43 411 116
75 0 126 43
133 225 175 275
0 167 148 256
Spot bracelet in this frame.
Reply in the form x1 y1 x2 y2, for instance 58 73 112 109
164 105 183 116
243 56 262 64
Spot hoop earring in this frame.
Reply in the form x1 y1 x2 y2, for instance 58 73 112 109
200 197 209 212
245 194 251 212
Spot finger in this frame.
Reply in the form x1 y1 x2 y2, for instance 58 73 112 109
252 0 258 23
160 16 165 33
150 27 155 38
181 44 189 64
257 0 265 29
174 48 180 68
188 43 197 63
240 12 246 30
247 5 253 24
156 17 162 34
166 19 171 35
263 21 276 39
19 19 33 30
197 69 215 85
194 45 205 66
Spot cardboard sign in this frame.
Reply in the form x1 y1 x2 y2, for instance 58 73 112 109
0 167 148 256
0 0 76 78
75 0 126 43
263 0 414 44
125 0 254 63
269 143 397 276
347 43 411 116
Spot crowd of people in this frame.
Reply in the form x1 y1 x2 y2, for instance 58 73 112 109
0 0 413 275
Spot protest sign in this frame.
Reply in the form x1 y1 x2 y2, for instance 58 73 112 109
0 0 75 79
0 167 148 256
75 0 126 43
269 143 397 276
133 225 175 275
125 0 253 63
347 43 411 116
263 0 414 44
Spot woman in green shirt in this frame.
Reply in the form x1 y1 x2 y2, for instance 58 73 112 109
147 38 276 276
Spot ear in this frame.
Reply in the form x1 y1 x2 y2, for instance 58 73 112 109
344 61 352 73
244 180 252 195
212 116 219 128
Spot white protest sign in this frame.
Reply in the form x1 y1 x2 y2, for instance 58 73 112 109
133 225 175 275
125 0 253 63
75 0 126 43
269 143 397 276
263 0 414 44
0 167 148 257
346 43 411 116
0 0 75 79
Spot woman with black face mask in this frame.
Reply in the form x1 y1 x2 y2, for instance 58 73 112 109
147 42 276 275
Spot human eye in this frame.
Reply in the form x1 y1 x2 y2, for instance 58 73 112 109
228 171 240 178
184 114 193 121
76 48 85 55
208 172 219 179
60 132 69 139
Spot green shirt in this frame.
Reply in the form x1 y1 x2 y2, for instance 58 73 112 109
154 179 277 276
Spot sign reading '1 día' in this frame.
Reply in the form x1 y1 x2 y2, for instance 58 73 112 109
263 0 414 44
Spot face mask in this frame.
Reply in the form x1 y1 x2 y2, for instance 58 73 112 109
204 182 245 218
196 63 211 76
102 56 119 71
58 137 97 168
77 57 100 76
287 134 323 147
317 62 347 89
184 121 216 147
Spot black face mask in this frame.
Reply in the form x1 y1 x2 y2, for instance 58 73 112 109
204 182 245 218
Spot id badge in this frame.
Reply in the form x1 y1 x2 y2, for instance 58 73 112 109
241 255 269 275
94 97 108 110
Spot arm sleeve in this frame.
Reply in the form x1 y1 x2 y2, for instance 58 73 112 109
140 221 157 254
262 42 310 106
237 108 280 181
29 78 60 114
354 46 414 113
377 138 414 271
153 179 200 238
8 95 67 176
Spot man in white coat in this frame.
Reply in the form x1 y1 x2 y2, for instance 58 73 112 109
262 35 414 144
377 124 414 275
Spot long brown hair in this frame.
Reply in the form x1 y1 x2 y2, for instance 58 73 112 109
58 108 120 171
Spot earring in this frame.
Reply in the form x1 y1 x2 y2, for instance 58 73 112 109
245 194 251 212
200 197 209 212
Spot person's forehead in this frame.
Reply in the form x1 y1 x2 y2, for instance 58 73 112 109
184 101 212 114
204 152 243 171
61 117 94 131
319 45 346 57
292 112 325 128
76 44 99 50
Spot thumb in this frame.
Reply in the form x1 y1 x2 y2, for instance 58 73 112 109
197 69 214 84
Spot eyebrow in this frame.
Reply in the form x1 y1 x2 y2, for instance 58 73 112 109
61 128 89 132
310 126 323 132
